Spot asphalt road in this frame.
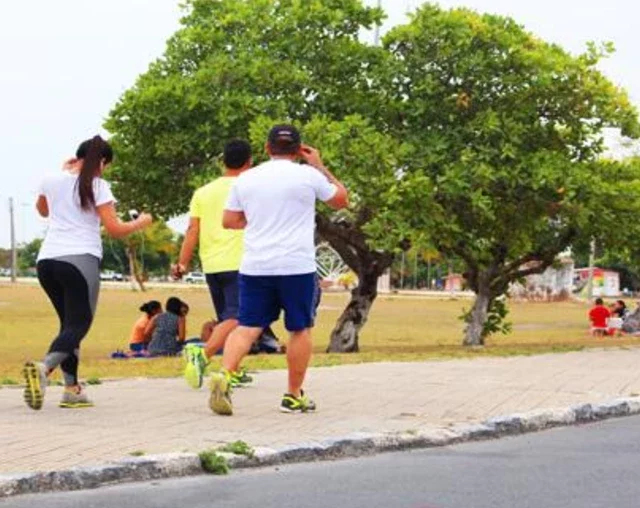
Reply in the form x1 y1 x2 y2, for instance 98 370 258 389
5 416 640 508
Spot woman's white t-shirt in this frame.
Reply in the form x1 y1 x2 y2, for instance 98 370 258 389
37 173 116 261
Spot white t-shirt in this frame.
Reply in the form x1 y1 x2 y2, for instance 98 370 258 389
37 173 116 261
226 159 337 276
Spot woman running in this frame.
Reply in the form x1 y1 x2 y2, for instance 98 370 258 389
24 135 152 410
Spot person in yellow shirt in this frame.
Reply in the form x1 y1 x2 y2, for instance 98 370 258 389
172 140 252 389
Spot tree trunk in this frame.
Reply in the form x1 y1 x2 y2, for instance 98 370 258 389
126 244 146 292
463 288 491 347
326 269 379 353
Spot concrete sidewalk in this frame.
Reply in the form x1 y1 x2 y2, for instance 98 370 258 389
1 349 640 474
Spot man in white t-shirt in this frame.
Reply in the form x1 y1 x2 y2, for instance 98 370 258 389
209 125 349 415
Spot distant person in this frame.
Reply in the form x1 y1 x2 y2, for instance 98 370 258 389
129 300 162 352
24 135 152 411
589 298 611 336
146 297 189 356
209 124 349 416
611 300 628 319
172 140 254 389
608 300 628 336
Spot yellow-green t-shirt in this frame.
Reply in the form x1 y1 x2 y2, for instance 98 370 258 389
189 177 243 274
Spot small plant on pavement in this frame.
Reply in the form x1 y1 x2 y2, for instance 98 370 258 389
86 377 103 385
199 450 229 475
129 450 146 457
218 440 255 458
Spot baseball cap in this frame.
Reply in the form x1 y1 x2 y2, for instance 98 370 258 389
268 124 301 153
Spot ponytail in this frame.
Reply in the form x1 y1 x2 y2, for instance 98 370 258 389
139 300 162 317
75 135 114 210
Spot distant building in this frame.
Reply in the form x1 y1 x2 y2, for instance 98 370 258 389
574 267 620 298
510 256 575 301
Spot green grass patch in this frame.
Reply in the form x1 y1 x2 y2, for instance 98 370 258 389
199 450 229 475
0 377 18 386
86 377 103 385
129 450 146 457
0 284 637 379
218 440 255 458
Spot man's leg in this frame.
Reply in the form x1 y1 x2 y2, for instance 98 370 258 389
204 319 238 358
279 273 317 413
286 328 313 397
222 326 262 372
209 274 278 415
203 271 241 358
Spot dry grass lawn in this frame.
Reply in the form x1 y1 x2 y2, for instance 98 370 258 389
0 283 637 383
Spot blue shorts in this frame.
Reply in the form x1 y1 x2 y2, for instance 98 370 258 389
206 271 240 321
239 273 318 332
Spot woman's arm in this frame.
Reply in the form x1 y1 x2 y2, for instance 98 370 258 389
177 316 186 342
97 203 152 239
143 315 158 339
36 195 49 218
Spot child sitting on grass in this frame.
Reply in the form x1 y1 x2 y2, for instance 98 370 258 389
129 300 162 353
147 297 189 356
589 298 611 336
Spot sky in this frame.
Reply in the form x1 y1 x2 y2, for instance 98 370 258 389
0 0 637 248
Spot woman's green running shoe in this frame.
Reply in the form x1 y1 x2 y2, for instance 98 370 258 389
59 389 94 408
184 344 208 389
23 361 47 411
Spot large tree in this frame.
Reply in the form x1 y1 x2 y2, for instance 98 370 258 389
381 5 640 345
104 0 414 351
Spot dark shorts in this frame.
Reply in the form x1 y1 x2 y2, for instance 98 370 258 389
206 271 240 321
239 273 317 332
129 343 146 353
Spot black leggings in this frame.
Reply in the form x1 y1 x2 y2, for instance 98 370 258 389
37 256 100 386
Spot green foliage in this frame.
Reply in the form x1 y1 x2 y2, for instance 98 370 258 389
218 440 255 458
102 220 179 276
461 297 512 340
199 450 230 475
18 238 42 271
380 4 640 342
86 377 102 385
0 248 10 269
129 450 146 457
104 0 640 345
0 377 18 386
105 0 385 218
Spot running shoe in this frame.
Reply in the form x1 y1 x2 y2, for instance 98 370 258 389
23 361 47 411
59 388 94 409
229 367 253 388
279 390 316 414
184 344 208 389
209 371 233 416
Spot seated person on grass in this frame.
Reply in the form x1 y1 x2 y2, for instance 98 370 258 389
129 300 162 353
589 298 611 336
146 297 189 356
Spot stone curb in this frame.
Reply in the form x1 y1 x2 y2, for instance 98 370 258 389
2 396 639 498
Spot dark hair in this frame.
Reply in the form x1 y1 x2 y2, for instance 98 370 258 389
75 135 114 210
166 297 184 316
181 302 190 316
223 139 252 169
139 300 162 317
595 298 604 305
617 300 626 309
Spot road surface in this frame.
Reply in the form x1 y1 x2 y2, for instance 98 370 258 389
4 416 640 508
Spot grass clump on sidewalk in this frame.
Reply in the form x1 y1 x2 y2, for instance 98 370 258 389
199 450 229 475
218 440 255 458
